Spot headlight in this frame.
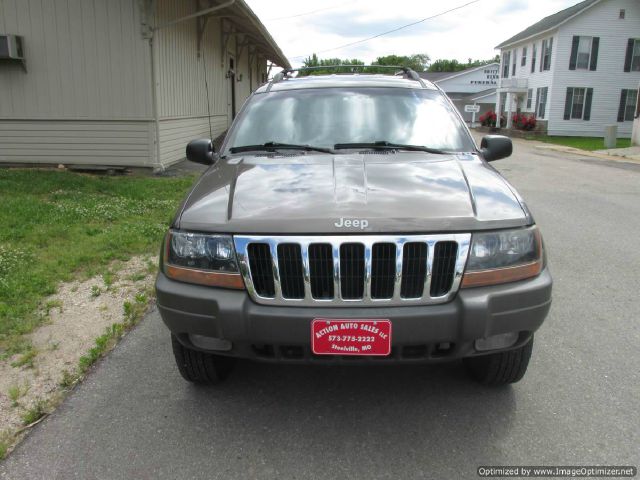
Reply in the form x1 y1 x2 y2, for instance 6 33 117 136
163 231 244 289
462 226 543 288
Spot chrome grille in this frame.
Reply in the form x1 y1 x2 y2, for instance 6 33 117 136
340 243 365 299
400 242 428 298
371 243 396 299
234 234 471 307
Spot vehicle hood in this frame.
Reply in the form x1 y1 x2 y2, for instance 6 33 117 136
177 152 531 234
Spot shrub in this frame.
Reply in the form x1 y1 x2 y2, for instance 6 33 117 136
512 113 537 131
479 110 505 128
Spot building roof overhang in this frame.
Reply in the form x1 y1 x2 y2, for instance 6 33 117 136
152 0 290 69
495 0 601 50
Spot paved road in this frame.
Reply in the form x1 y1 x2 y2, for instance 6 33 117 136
2 139 639 479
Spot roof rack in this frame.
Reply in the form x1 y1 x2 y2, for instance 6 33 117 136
267 65 426 91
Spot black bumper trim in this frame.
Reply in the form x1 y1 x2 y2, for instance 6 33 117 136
155 268 552 362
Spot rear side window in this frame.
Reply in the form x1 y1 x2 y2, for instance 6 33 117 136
225 87 474 152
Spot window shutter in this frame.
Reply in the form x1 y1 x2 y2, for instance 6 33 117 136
564 88 573 120
583 88 593 121
531 44 536 73
617 90 628 121
590 37 599 71
540 41 544 72
624 38 634 72
569 36 579 70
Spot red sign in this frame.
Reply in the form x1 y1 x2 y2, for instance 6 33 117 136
311 319 392 356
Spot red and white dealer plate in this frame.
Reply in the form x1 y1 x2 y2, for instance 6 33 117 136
311 319 392 356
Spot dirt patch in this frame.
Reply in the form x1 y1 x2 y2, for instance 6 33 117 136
0 256 156 448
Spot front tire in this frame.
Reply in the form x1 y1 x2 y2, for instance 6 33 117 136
171 334 236 385
463 336 534 386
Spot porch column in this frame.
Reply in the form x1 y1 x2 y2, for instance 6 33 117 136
505 92 513 129
495 91 502 128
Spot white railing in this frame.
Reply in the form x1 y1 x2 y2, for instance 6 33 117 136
499 78 528 89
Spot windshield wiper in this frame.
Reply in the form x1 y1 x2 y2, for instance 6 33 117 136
333 141 448 155
229 142 334 154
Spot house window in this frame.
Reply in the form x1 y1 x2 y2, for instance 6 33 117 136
619 9 625 19
563 87 593 120
531 43 537 72
521 47 527 66
571 88 586 118
569 36 599 70
526 89 533 109
577 36 592 69
512 50 517 76
502 51 511 78
536 87 548 118
618 89 638 121
624 39 640 71
541 38 553 71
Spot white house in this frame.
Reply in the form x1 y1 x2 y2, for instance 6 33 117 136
494 0 640 138
0 0 290 170
420 63 499 122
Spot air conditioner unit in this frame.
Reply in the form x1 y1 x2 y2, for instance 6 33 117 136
0 35 24 60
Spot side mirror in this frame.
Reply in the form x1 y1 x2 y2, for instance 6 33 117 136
480 135 512 162
186 139 216 165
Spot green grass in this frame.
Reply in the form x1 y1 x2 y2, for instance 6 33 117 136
21 398 49 425
0 169 195 352
0 431 9 459
529 135 631 151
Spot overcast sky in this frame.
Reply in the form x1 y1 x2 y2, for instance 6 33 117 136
246 0 581 67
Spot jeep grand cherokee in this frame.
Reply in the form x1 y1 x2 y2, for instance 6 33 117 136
155 67 552 386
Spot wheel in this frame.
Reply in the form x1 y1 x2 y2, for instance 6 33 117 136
463 336 534 386
171 334 236 385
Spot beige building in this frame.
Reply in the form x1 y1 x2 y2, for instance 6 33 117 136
0 0 290 170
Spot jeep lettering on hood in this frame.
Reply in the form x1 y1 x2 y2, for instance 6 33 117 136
334 218 369 230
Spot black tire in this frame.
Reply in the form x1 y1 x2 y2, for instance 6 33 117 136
463 336 534 386
171 334 236 385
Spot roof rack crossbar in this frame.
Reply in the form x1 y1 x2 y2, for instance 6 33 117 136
267 64 427 89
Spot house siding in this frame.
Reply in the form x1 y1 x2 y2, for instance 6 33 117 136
0 0 274 168
0 0 155 165
0 120 154 166
548 0 639 137
496 0 640 136
158 115 227 166
0 0 153 120
498 32 558 120
153 0 268 166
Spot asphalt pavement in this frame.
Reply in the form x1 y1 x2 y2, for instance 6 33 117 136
1 138 639 479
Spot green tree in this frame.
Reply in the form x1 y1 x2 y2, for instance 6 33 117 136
298 54 365 76
372 53 430 72
428 55 499 72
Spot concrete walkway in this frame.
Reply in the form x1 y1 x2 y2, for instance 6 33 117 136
595 145 640 161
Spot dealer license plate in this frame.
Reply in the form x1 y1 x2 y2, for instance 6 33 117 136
311 319 392 356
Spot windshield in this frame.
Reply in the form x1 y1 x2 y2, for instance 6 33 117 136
224 87 475 154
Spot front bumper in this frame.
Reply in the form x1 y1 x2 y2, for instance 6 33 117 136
155 268 552 364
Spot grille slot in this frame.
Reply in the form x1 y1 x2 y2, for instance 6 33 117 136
247 243 275 297
277 243 305 299
371 243 396 299
238 234 469 306
340 243 365 299
430 241 458 297
400 242 428 298
309 244 334 299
